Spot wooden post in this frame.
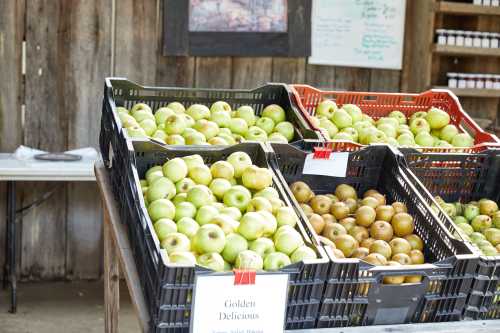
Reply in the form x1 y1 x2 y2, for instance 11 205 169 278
104 207 120 333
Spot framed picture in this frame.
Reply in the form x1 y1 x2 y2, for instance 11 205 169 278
163 0 311 56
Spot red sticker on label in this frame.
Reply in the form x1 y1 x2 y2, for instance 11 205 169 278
233 269 256 285
313 147 332 159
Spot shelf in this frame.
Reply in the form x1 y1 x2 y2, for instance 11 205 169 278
434 86 500 98
437 2 500 16
433 44 500 57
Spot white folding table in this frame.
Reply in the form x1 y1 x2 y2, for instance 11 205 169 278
0 153 96 313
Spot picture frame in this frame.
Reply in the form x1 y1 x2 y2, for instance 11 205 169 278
163 0 311 57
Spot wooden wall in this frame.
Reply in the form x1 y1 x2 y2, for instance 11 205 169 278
0 0 431 280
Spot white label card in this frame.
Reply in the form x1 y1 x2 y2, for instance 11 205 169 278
302 152 349 177
190 273 289 333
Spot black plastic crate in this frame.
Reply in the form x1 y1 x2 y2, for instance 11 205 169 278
400 147 500 320
268 140 478 328
122 141 330 331
99 77 322 168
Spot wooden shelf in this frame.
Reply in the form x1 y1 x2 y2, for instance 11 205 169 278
437 2 500 16
434 86 500 97
433 44 500 57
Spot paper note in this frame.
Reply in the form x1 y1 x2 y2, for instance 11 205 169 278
309 0 406 70
302 152 349 177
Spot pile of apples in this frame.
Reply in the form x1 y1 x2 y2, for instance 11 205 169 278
116 101 296 145
290 182 426 284
310 100 474 148
140 151 318 271
433 197 500 256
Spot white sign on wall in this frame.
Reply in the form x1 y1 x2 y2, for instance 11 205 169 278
309 0 407 70
190 273 289 333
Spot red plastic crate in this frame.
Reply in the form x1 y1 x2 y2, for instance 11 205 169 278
291 84 500 153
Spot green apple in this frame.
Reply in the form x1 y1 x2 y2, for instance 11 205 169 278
377 123 397 139
186 185 212 208
131 102 152 115
470 232 486 243
186 104 210 120
182 155 204 171
146 166 164 184
197 252 225 271
165 134 184 145
162 158 188 183
276 206 298 227
125 125 148 138
210 111 231 128
340 127 359 142
160 232 191 253
397 133 416 146
273 225 296 241
264 252 291 271
331 109 353 129
245 126 268 142
232 134 245 143
210 101 232 114
185 131 207 145
148 198 176 222
236 105 256 126
247 197 272 213
227 152 253 178
174 201 197 221
457 223 474 236
182 114 195 127
397 124 411 135
366 129 387 144
147 177 176 202
189 165 212 185
492 211 500 228
454 216 468 225
209 178 232 199
464 204 480 221
435 140 452 147
210 161 235 180
176 178 196 194
376 117 399 129
309 116 320 128
388 110 407 125
471 215 492 232
409 111 427 124
439 124 459 142
254 187 279 200
274 229 304 255
192 224 226 254
154 107 175 125
386 137 399 146
220 207 242 221
268 197 285 214
452 133 474 147
255 117 275 134
234 250 263 270
210 214 238 234
257 211 278 236
116 106 129 114
211 202 225 211
195 205 219 225
228 118 249 135
166 102 186 114
415 132 435 147
152 129 168 142
223 185 252 211
484 228 500 246
315 100 338 119
169 251 196 265
154 218 177 241
342 104 362 123
249 237 275 258
262 104 286 124
119 113 139 128
177 217 200 239
133 109 155 123
290 246 317 263
238 212 266 240
274 121 294 142
319 117 339 138
410 118 431 135
353 121 372 133
242 166 273 191
426 107 450 129
139 119 157 136
216 133 236 145
268 132 288 143
193 119 220 140
140 179 148 187
222 233 248 263
362 114 375 124
164 114 187 135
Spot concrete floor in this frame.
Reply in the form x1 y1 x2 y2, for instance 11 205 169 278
0 281 140 333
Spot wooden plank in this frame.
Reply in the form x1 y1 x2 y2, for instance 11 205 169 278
195 57 232 88
287 0 312 57
433 44 500 57
305 65 336 90
369 69 401 92
63 0 111 280
401 0 435 92
232 58 272 89
0 0 25 282
156 56 195 87
162 0 189 56
437 1 500 16
114 0 158 85
334 67 371 91
272 57 306 83
104 209 119 333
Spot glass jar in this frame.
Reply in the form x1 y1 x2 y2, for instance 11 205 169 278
455 31 465 46
484 0 492 6
482 32 491 48
494 75 500 89
436 29 447 45
447 30 456 45
485 74 494 89
473 32 482 48
448 73 458 88
473 0 482 4
464 31 473 47
466 74 476 89
493 0 499 6
491 33 499 48
475 74 485 89
458 73 467 89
